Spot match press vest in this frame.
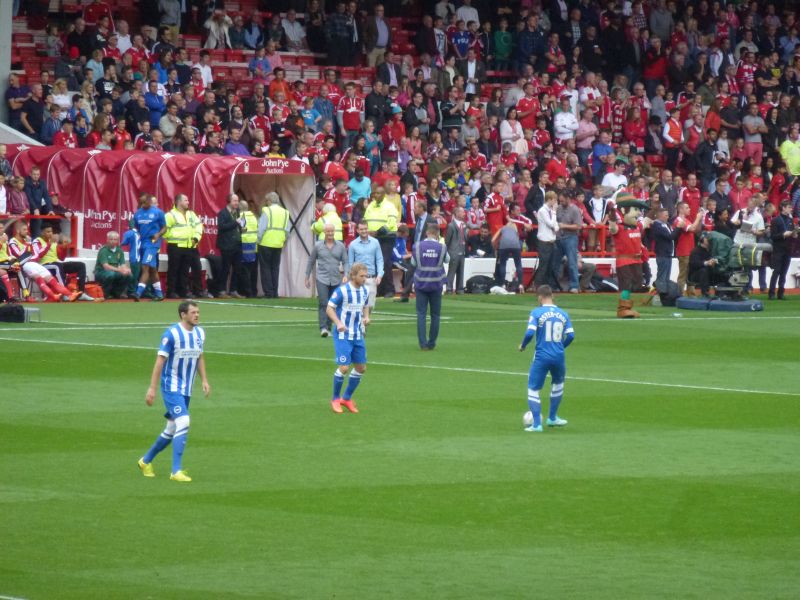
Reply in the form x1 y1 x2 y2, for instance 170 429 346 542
413 239 446 292
258 204 289 248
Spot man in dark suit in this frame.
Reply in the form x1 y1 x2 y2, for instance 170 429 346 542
458 48 486 101
376 50 401 86
654 170 679 219
365 80 392 131
525 170 549 221
445 206 467 294
397 199 436 301
215 192 244 298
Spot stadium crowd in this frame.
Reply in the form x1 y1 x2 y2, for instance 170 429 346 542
2 0 800 303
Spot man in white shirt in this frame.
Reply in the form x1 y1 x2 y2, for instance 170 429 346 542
553 97 579 144
116 20 132 54
534 191 560 291
601 160 629 190
0 173 7 214
193 51 214 89
282 9 308 52
456 0 479 28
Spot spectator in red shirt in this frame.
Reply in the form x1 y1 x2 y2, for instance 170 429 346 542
52 119 78 148
673 201 704 293
484 179 508 235
337 82 365 152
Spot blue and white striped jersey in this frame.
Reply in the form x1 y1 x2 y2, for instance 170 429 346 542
158 323 206 395
328 282 369 341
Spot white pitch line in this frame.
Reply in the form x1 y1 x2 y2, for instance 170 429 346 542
0 594 29 600
195 299 421 319
0 336 797 398
11 313 800 333
0 319 417 333
442 315 800 325
40 319 312 326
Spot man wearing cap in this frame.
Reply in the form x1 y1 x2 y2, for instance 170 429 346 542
607 193 651 318
52 118 78 148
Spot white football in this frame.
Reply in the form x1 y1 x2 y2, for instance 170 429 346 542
523 411 533 426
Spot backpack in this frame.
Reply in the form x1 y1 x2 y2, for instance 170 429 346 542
0 304 25 323
466 275 494 294
658 281 682 306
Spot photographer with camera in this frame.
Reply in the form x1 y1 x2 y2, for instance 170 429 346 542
767 200 798 300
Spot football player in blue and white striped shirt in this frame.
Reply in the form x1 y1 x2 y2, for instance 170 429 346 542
138 301 211 482
325 262 370 414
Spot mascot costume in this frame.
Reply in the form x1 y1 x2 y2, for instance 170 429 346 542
607 192 650 318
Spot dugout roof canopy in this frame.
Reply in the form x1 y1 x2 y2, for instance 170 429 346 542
7 145 316 297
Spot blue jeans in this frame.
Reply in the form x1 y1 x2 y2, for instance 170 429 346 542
553 236 579 290
655 256 672 293
415 288 442 349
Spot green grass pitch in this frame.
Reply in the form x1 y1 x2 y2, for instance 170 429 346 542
1 294 798 599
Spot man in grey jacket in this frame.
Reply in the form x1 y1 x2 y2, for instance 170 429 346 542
445 206 467 294
305 223 348 337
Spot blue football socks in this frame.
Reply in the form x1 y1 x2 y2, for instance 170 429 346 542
143 432 172 464
333 370 345 399
549 383 564 420
527 389 542 427
343 371 362 400
172 427 188 473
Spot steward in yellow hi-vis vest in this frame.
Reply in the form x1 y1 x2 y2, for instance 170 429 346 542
362 186 399 298
311 203 343 241
257 191 290 298
239 199 259 297
165 194 209 299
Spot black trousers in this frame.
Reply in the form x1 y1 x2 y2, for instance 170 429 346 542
533 241 556 289
665 146 680 172
167 244 203 296
258 246 282 298
377 235 396 296
219 248 243 294
769 250 791 297
239 261 258 297
46 261 87 290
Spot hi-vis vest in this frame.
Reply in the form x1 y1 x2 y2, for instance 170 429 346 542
413 238 446 292
258 204 289 248
165 208 204 248
241 211 258 244
312 212 343 241
241 210 258 263
35 237 59 264
362 199 398 235
0 242 10 263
